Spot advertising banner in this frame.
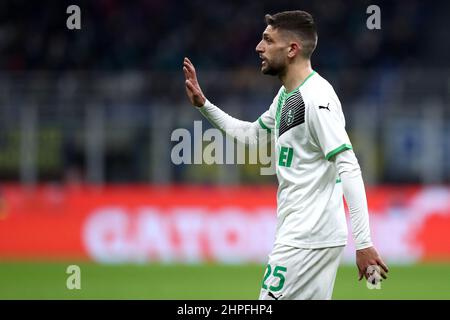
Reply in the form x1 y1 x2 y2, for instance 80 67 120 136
0 185 449 264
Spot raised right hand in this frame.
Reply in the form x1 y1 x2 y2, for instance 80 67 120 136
183 57 206 107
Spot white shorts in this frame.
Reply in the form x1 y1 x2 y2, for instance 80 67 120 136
259 244 345 300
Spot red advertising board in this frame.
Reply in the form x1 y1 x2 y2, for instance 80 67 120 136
0 184 449 263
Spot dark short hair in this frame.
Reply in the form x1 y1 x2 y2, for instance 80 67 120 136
265 11 318 59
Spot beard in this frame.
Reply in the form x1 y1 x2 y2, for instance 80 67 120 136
261 58 286 76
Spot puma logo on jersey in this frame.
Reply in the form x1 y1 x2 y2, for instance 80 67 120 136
318 103 330 111
268 292 283 300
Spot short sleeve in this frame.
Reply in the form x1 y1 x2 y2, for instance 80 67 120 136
258 109 274 132
307 98 352 160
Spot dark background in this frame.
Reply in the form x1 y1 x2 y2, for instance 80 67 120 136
0 0 449 184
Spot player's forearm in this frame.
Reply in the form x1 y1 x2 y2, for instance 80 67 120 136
335 150 373 250
198 99 260 146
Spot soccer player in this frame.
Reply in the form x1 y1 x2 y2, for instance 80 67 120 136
183 10 388 300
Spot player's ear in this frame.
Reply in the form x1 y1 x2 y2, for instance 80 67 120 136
287 42 301 59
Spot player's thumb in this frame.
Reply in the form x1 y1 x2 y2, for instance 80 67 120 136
185 80 197 94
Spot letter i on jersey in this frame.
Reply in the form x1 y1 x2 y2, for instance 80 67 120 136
278 146 293 167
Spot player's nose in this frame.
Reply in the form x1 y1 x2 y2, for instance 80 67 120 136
255 41 264 53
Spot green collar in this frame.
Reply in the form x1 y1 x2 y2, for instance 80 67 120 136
284 70 316 96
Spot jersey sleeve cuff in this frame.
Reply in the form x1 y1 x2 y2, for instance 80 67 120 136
325 144 352 160
355 242 373 251
198 99 211 109
258 117 271 132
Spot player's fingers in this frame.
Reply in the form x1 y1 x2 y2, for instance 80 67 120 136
185 80 199 95
185 57 193 66
184 57 194 70
375 263 388 280
183 62 194 77
183 67 190 80
358 268 364 281
185 79 193 93
183 66 195 83
185 79 193 90
377 258 389 273
184 65 197 83
184 58 196 75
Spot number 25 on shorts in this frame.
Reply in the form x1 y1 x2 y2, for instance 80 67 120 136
261 264 287 292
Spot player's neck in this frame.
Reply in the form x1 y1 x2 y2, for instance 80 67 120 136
280 60 313 93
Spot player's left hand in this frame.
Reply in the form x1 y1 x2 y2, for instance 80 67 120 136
356 246 389 281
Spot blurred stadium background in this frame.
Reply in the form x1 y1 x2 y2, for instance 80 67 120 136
1 0 450 299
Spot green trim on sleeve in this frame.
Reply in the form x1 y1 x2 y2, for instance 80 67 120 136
258 117 271 132
326 144 353 160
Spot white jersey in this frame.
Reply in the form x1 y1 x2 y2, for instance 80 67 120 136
258 71 351 249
